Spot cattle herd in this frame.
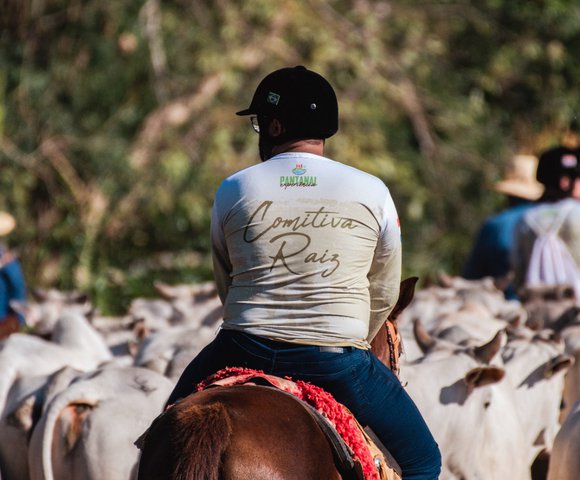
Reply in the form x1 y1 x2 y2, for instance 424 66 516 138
0 275 578 479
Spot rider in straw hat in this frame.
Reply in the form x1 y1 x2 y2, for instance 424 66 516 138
463 154 544 299
0 211 27 339
166 66 441 479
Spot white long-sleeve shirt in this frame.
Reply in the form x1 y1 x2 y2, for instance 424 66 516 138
512 198 580 300
211 152 402 349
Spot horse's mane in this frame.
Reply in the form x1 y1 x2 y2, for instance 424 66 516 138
170 401 233 480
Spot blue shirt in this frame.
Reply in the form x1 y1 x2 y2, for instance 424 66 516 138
463 202 537 299
0 251 27 324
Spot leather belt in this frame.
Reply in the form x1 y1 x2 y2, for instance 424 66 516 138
318 346 347 353
237 332 349 353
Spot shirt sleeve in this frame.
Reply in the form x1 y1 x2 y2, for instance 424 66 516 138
210 198 232 305
366 193 402 343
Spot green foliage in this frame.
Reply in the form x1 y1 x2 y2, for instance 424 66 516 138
2 0 580 313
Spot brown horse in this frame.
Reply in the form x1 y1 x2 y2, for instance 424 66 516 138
136 278 417 480
137 384 344 480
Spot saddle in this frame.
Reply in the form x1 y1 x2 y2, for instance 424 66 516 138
200 367 402 480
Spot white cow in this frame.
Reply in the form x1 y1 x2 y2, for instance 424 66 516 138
127 297 176 333
0 367 81 480
153 280 223 328
402 321 530 480
547 400 580 480
10 288 94 334
501 327 573 465
398 275 524 361
0 311 112 416
28 366 173 480
400 275 522 331
430 302 514 346
519 285 578 331
133 324 217 380
560 323 580 421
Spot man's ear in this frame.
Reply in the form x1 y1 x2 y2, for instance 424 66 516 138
268 118 284 137
560 176 572 192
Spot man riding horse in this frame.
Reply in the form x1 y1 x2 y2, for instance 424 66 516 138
166 66 441 480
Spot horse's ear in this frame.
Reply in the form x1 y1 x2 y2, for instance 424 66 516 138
387 277 419 321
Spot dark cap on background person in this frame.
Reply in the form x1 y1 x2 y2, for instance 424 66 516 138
536 145 580 188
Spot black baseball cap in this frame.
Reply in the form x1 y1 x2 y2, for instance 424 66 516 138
236 65 339 140
536 146 580 186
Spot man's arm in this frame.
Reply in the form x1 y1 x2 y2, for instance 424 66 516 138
210 201 232 305
366 194 402 343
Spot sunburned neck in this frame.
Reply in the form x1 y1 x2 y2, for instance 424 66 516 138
272 139 325 157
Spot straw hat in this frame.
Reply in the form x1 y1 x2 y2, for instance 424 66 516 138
492 154 544 201
0 212 16 237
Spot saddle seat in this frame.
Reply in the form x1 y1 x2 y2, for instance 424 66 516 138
198 367 402 480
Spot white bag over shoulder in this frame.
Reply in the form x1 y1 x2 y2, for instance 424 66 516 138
525 202 580 300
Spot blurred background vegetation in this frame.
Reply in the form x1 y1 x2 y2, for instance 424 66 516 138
1 0 580 314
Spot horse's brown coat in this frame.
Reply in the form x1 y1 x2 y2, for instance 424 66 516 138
137 385 342 480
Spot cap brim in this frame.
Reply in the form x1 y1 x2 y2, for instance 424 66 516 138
236 108 253 116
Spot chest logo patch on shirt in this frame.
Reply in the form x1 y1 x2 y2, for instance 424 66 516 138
292 163 306 175
280 164 317 189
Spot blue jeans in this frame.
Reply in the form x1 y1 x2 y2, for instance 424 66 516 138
167 329 441 480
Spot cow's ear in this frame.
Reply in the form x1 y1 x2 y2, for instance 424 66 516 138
544 355 574 378
464 366 505 388
62 401 96 452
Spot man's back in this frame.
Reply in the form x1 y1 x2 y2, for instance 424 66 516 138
211 151 401 348
512 199 580 296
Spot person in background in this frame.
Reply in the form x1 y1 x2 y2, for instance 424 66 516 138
463 154 544 299
533 119 580 202
166 65 441 479
511 120 580 299
0 211 27 339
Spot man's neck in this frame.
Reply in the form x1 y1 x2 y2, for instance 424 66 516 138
272 139 325 157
